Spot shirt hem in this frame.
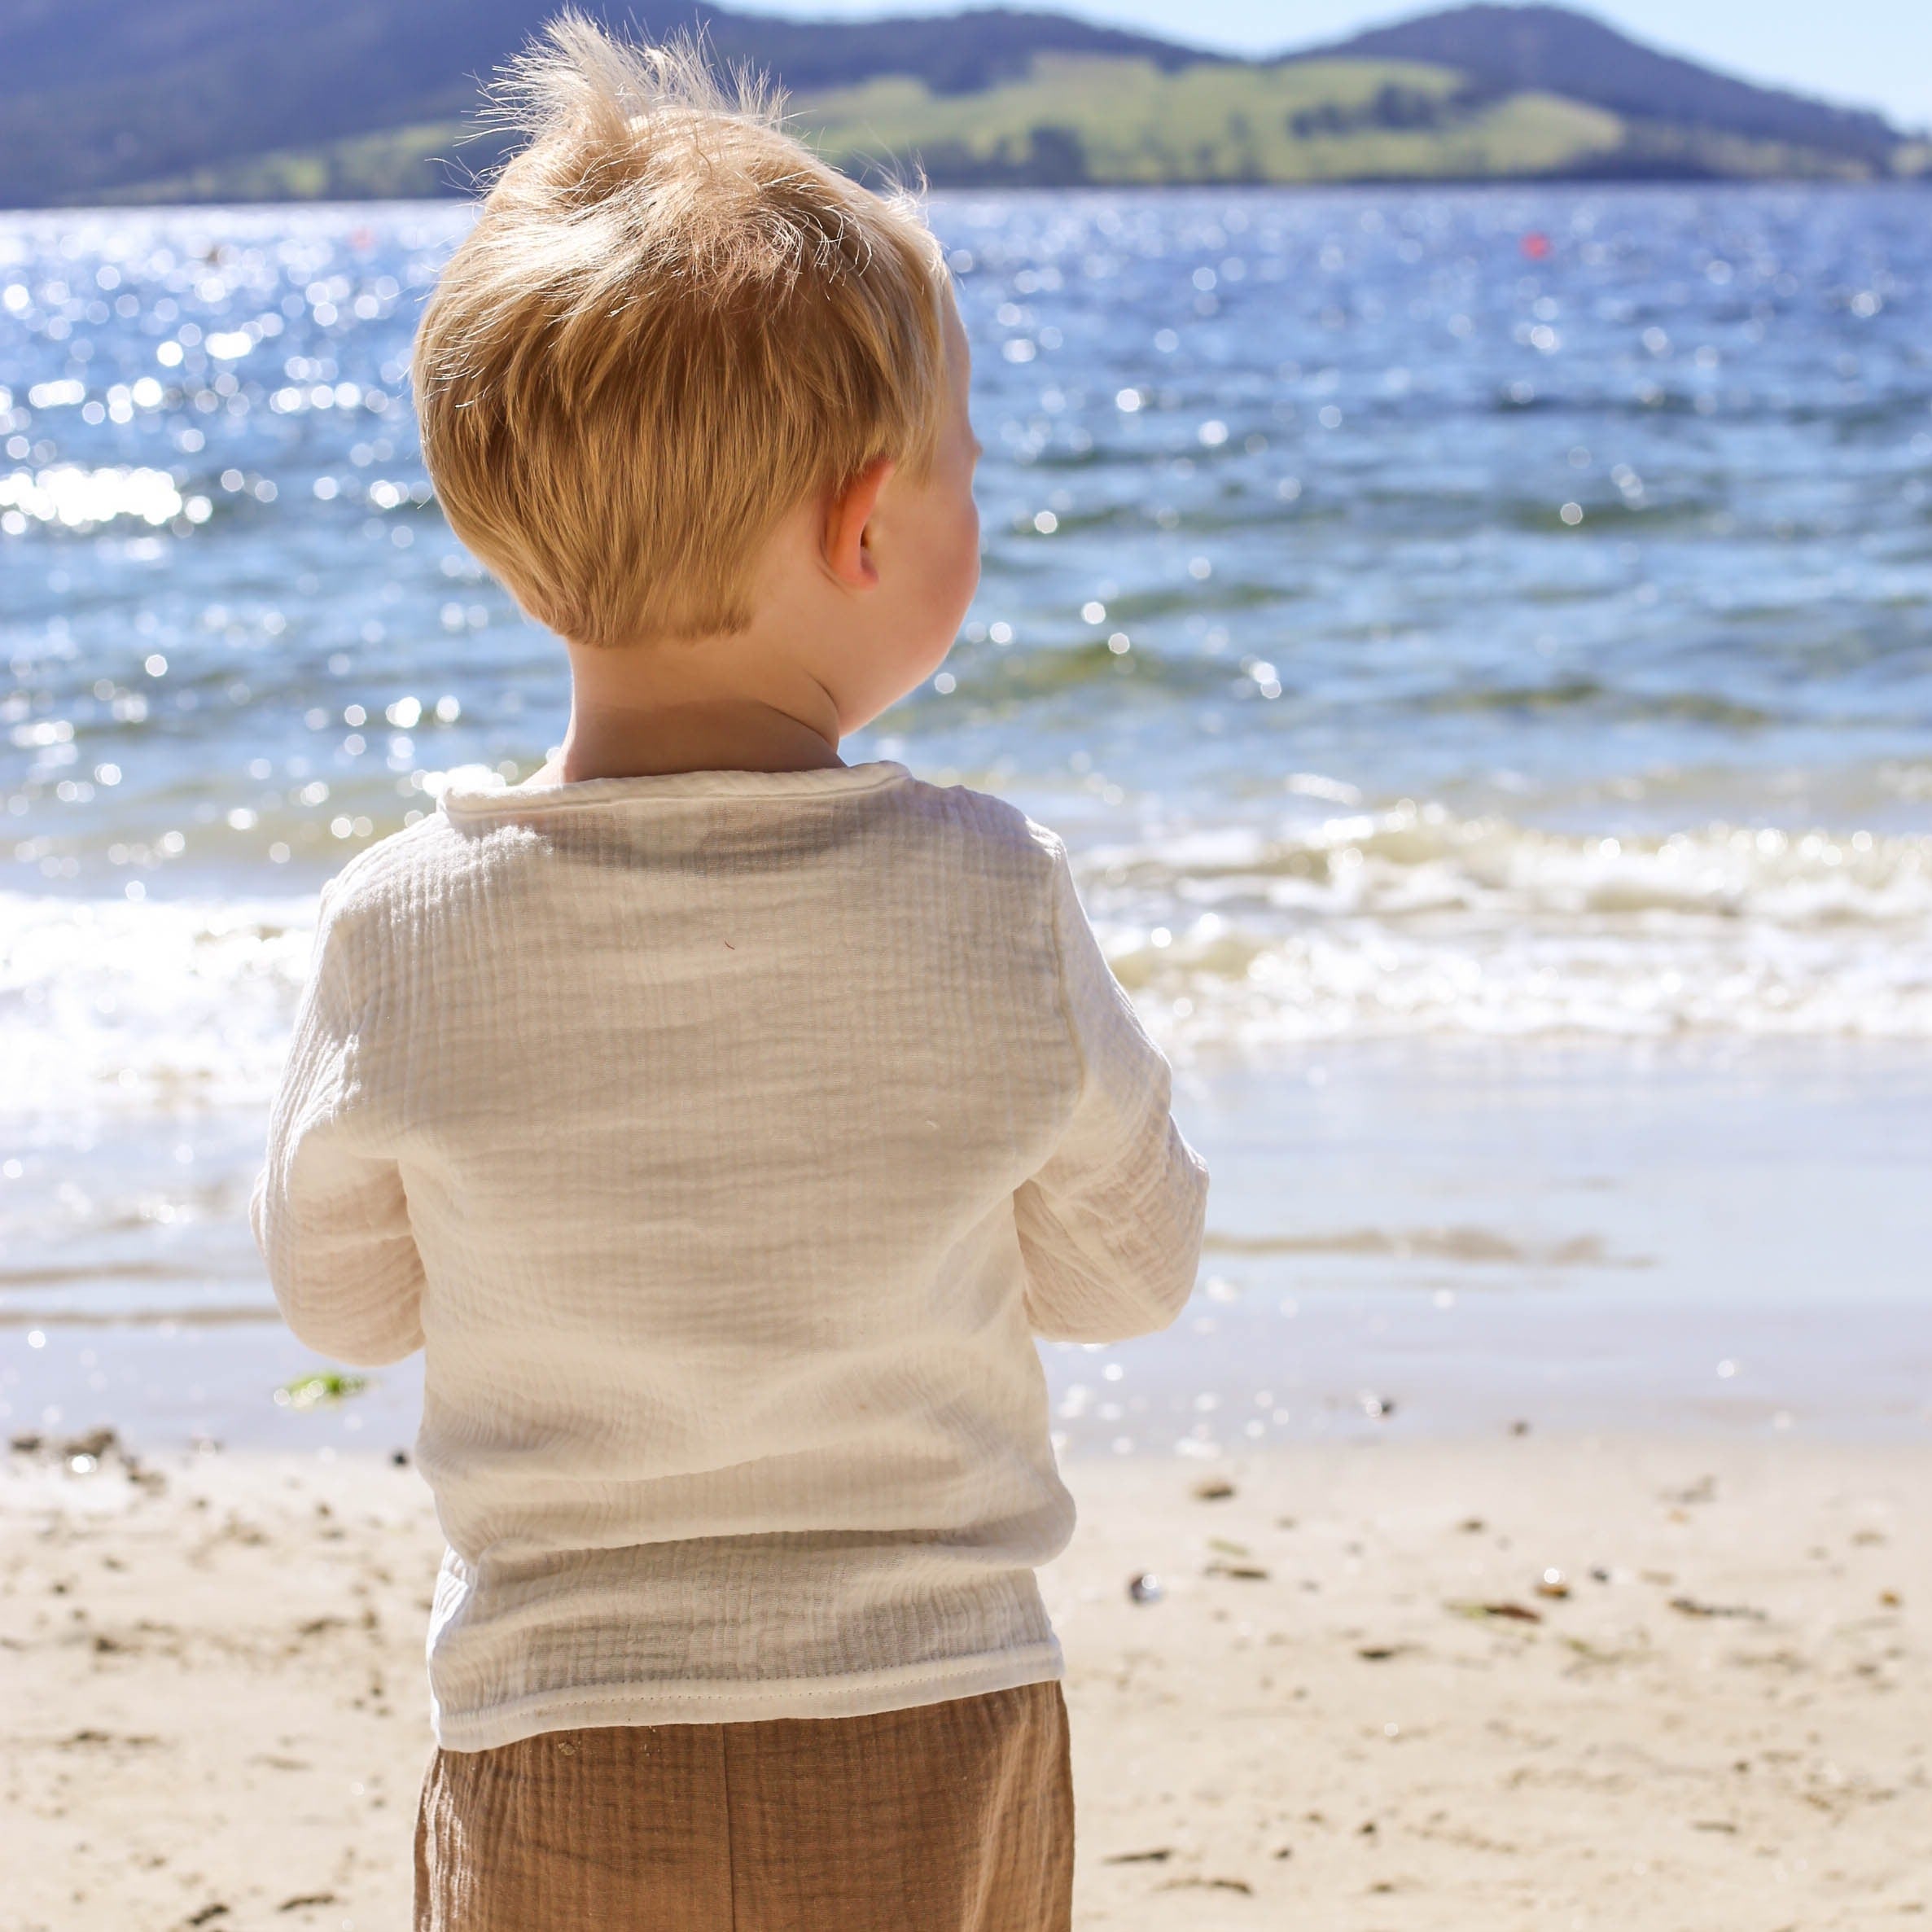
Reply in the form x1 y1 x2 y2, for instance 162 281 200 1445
430 1640 1065 1751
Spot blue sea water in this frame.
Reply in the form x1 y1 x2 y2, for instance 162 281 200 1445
3 186 1930 1449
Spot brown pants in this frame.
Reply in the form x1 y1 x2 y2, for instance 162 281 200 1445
414 1682 1074 1930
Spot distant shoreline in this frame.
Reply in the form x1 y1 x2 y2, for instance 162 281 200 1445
7 5 1922 214
8 174 1930 219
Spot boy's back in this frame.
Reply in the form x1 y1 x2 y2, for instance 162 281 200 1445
256 20 1207 1922
256 761 1205 1749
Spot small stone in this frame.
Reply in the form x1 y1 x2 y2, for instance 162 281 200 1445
1128 1571 1164 1605
1668 1595 1765 1621
1192 1478 1235 1501
1536 1569 1571 1600
1463 1600 1542 1623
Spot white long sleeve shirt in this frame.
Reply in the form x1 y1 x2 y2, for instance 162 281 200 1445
252 760 1207 1750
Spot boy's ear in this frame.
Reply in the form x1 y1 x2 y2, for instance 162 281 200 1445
821 456 895 591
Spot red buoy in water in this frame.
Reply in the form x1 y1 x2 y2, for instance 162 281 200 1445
1520 230 1552 261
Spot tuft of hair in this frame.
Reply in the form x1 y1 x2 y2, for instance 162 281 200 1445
412 12 950 648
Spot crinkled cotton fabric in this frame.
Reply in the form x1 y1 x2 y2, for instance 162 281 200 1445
252 761 1207 1749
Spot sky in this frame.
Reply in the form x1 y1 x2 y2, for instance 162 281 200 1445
736 0 1932 129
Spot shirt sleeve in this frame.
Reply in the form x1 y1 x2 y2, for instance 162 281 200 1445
249 881 425 1366
1015 839 1209 1343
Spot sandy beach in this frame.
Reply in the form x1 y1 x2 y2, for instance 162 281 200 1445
9 176 1932 1932
6 1430 1926 1930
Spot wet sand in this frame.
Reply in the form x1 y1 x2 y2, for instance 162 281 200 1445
14 1042 1932 1461
6 1431 1927 1930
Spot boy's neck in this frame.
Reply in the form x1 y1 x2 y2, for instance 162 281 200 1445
528 693 845 786
523 628 852 784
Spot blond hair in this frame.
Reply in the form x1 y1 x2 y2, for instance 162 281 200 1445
412 15 950 648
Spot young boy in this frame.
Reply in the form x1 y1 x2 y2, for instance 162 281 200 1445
252 20 1207 1929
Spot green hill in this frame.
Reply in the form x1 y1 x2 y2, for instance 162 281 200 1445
803 56 1631 186
1306 4 1902 169
0 1 1918 206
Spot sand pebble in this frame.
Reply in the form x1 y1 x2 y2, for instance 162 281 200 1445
1669 1594 1767 1621
1451 1599 1543 1623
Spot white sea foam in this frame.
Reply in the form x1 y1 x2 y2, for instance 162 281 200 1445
2 890 317 1115
1083 802 1932 1050
5 804 1930 1120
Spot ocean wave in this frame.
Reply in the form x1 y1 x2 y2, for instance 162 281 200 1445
4 802 1930 1119
0 891 315 1115
1081 803 1932 1046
